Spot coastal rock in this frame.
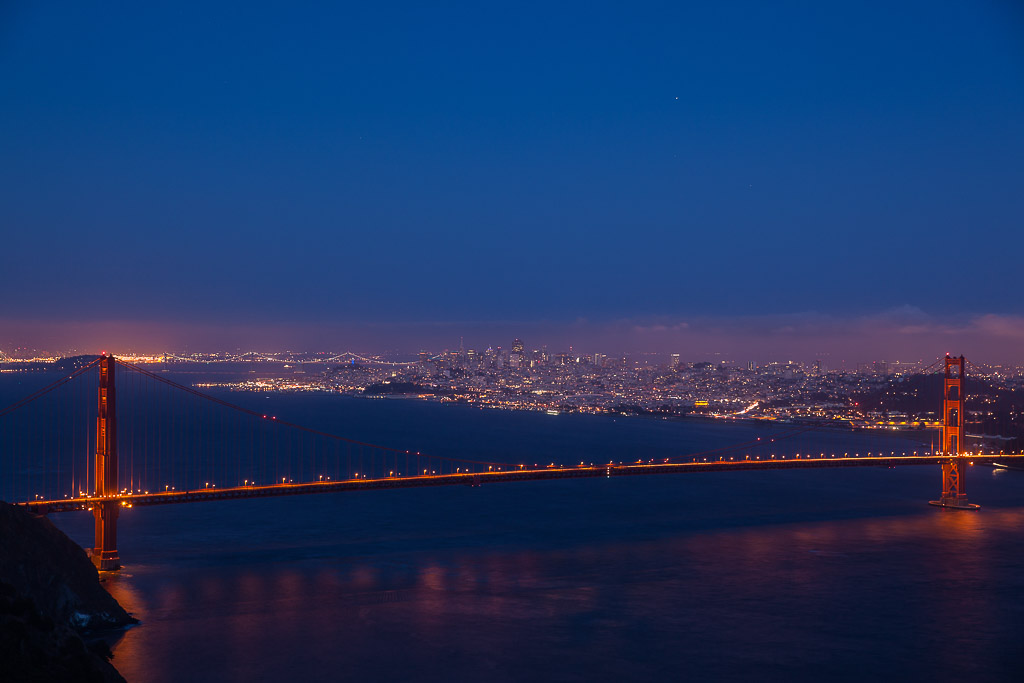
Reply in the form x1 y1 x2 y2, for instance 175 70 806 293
0 501 136 682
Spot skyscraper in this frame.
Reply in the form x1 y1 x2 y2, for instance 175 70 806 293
510 338 525 368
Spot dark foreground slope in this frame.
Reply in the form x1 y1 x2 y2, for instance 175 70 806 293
0 501 136 682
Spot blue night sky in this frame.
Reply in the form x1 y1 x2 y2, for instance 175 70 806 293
2 1 1023 358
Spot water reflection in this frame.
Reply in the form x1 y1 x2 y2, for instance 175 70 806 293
101 503 1024 682
49 466 1024 682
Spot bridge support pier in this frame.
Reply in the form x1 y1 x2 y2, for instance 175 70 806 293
91 355 122 569
929 356 979 510
92 501 120 570
929 457 978 510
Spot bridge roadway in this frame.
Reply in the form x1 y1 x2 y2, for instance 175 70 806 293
22 453 1024 514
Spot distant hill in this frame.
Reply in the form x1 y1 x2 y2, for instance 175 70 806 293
363 381 427 395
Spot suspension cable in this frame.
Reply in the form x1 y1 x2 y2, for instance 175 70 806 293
116 359 520 468
0 357 102 420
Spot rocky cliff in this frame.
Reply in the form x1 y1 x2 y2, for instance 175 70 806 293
0 501 136 682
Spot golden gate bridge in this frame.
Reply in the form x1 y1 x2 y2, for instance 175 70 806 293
1 354 1020 570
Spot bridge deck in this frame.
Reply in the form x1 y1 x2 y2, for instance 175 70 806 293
21 454 1024 514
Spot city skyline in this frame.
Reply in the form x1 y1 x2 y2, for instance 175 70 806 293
3 307 1024 365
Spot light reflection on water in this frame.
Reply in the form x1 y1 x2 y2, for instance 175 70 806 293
26 388 1021 682
15 374 1021 680
64 469 1024 683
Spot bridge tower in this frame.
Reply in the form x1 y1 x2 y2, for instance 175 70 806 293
92 355 121 569
929 355 979 510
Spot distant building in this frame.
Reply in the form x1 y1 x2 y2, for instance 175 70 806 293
510 338 525 368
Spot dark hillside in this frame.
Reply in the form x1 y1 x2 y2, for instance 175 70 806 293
855 375 1024 450
0 502 135 682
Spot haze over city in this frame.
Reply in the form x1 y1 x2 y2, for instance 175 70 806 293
5 309 1024 367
